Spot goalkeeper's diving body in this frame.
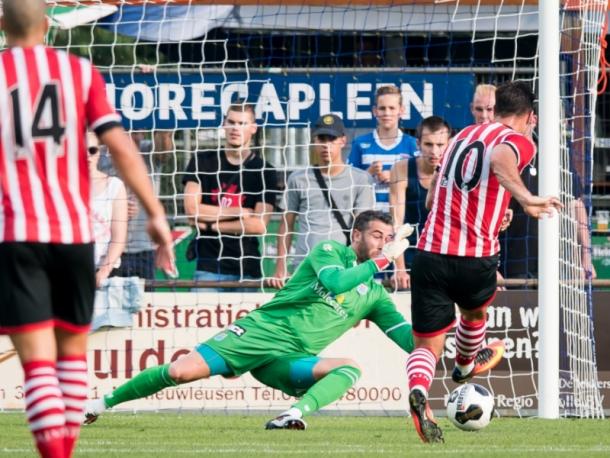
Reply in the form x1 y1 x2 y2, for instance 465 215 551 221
85 211 416 429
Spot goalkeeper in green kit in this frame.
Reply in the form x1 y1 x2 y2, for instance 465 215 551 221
85 210 415 430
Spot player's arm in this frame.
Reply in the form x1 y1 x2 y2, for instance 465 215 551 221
87 63 175 276
389 159 408 227
490 144 562 218
309 242 378 294
312 228 412 294
100 127 175 274
96 181 128 287
389 160 409 280
366 294 414 353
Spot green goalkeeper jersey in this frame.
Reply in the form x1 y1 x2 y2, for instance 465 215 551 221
235 240 413 356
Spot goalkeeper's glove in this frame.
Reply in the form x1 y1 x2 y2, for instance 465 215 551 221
373 223 414 271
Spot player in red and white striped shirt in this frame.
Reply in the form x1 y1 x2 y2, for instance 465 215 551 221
0 1 176 457
405 81 562 443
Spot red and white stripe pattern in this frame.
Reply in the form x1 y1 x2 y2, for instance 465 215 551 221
57 356 88 457
0 45 121 243
418 122 535 257
455 316 487 366
406 347 437 396
23 360 65 458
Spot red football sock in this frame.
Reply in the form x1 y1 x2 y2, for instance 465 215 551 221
406 348 437 397
56 356 88 458
23 360 65 458
455 316 486 366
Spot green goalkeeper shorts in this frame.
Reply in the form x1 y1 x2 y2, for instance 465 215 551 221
201 316 310 377
250 354 320 397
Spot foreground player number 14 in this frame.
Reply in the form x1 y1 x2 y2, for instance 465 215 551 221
10 82 65 157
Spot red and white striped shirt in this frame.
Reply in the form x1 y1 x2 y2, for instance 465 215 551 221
0 45 121 244
418 122 536 257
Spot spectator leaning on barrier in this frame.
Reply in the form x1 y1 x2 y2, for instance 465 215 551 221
389 116 451 290
348 85 417 211
183 100 279 292
270 114 375 289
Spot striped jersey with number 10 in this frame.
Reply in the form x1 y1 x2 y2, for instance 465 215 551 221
418 122 536 257
0 45 121 244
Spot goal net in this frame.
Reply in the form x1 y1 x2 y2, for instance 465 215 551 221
0 0 606 419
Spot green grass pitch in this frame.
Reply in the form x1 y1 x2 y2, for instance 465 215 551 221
1 412 609 457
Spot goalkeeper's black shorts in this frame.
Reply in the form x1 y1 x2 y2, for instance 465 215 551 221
410 249 498 337
0 242 95 334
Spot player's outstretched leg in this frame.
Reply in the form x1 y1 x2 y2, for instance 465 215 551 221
452 316 505 384
264 363 361 430
84 363 177 424
406 348 443 444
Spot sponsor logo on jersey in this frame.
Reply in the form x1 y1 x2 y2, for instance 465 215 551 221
310 281 348 319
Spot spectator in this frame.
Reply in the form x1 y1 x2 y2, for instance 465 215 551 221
349 85 417 211
89 132 128 288
114 131 173 282
183 101 279 291
270 114 375 288
470 83 496 124
389 116 451 289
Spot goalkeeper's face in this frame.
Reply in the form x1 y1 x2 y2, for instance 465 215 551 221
352 220 394 262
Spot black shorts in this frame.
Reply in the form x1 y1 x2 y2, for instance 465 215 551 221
410 250 498 336
0 242 95 334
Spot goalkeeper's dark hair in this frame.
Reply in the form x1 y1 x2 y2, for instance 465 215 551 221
353 210 394 233
495 81 535 117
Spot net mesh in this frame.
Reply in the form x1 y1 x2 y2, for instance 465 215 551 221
0 0 606 418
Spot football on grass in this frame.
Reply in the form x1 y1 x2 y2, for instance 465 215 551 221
446 383 495 431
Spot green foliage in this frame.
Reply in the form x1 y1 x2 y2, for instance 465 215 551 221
1 413 610 457
48 26 165 68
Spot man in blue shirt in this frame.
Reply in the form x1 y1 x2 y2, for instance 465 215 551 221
349 85 418 211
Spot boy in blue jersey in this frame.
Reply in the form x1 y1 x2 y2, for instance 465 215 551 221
348 85 418 211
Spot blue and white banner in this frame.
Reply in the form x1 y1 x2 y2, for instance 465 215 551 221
104 72 475 130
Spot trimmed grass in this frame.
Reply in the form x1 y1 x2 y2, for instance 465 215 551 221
0 412 609 457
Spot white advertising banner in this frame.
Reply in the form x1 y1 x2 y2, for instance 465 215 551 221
0 292 413 412
3 291 607 415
